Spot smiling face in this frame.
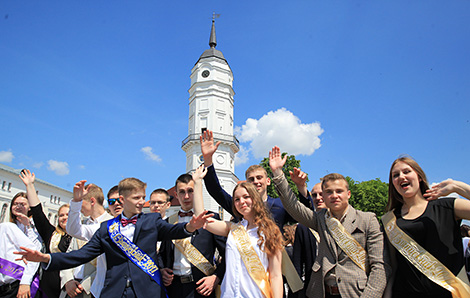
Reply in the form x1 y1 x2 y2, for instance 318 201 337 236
121 188 146 218
58 206 69 230
108 192 123 217
323 179 350 216
246 169 271 200
233 186 254 218
11 196 30 218
176 181 194 212
391 161 423 200
312 183 326 210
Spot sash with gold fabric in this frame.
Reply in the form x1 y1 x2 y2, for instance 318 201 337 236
382 211 470 298
172 238 216 276
325 212 368 272
230 223 273 298
281 248 304 293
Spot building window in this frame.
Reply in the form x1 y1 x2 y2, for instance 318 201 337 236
58 197 61 204
2 181 5 190
50 195 53 203
54 196 57 204
7 182 11 192
54 214 58 226
48 213 52 221
0 203 7 222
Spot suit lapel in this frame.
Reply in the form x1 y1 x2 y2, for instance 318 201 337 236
133 213 144 242
342 205 358 235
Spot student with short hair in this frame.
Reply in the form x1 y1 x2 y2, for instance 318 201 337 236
159 174 226 298
107 185 123 217
149 188 171 219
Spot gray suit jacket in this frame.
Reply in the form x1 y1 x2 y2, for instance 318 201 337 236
272 174 390 298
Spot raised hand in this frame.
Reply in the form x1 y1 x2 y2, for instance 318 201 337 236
424 179 470 200
200 130 220 166
192 164 207 181
269 146 287 176
19 169 35 186
290 167 308 186
72 180 88 202
14 246 51 264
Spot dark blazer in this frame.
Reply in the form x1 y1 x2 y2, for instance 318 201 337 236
47 212 191 298
290 224 317 298
204 165 311 231
158 212 226 295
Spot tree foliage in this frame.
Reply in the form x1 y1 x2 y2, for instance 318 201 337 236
346 177 389 219
260 153 307 198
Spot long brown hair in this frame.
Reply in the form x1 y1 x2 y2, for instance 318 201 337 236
386 156 429 211
10 192 32 223
232 182 283 256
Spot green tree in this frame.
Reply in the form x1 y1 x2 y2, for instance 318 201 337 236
260 152 307 198
346 177 389 219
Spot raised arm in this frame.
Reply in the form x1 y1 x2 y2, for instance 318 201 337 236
269 147 318 230
424 179 470 200
200 129 236 216
200 129 220 167
191 165 230 237
66 180 99 240
19 169 40 207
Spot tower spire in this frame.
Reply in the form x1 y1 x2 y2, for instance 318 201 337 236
209 12 220 48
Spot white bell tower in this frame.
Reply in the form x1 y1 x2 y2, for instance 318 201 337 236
181 17 239 218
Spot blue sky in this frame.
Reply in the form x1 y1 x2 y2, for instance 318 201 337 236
1 1 469 197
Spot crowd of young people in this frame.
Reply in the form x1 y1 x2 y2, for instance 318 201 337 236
2 128 470 298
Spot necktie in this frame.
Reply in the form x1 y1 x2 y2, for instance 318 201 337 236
121 217 138 227
178 211 194 217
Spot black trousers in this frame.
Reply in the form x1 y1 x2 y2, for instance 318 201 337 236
0 280 20 298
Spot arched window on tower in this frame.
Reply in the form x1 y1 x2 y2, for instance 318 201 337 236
0 203 8 222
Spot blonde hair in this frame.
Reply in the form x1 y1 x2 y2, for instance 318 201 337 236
119 178 147 198
83 184 105 206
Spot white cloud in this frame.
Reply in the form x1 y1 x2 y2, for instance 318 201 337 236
141 146 162 162
235 145 250 166
78 165 86 170
32 162 44 169
47 160 70 176
235 108 324 159
0 150 14 163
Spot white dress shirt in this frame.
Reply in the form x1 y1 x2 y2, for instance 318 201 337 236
0 222 40 286
16 218 43 251
172 209 193 276
66 200 113 297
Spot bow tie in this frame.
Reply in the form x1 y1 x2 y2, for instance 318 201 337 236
178 211 194 217
121 217 138 227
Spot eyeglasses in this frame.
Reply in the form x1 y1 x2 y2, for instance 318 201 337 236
13 202 27 207
108 198 122 206
149 201 168 205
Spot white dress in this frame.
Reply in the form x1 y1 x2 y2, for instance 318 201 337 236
221 219 269 298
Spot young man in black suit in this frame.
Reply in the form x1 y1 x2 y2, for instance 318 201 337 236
16 177 211 298
159 174 226 298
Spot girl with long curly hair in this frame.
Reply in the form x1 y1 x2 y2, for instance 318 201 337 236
192 165 283 298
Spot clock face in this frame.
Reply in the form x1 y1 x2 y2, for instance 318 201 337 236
202 70 210 78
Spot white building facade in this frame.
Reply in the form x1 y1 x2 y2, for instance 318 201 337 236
181 20 239 220
0 163 72 224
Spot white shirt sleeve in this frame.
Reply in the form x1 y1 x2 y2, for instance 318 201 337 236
66 200 96 241
0 223 40 285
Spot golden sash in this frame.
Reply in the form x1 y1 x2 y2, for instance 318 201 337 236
281 248 304 293
309 228 320 243
230 223 273 298
325 212 368 272
172 237 216 276
382 211 470 298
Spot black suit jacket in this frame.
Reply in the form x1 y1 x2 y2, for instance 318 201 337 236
290 223 317 298
158 212 226 293
47 212 191 298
